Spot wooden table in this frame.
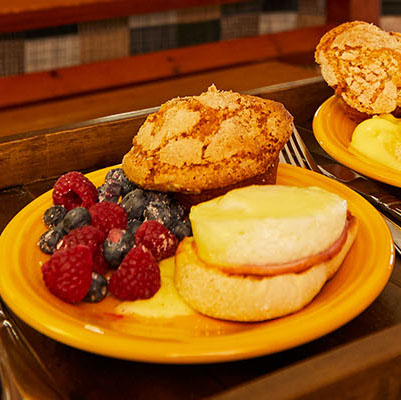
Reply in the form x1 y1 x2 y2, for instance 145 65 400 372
1 77 401 400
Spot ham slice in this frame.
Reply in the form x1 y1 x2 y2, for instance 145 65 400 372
195 214 355 277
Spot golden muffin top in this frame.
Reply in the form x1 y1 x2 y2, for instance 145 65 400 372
122 85 293 193
315 21 401 115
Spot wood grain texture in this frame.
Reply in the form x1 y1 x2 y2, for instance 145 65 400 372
0 77 327 190
0 24 331 108
0 61 320 137
210 322 401 400
0 116 144 188
0 0 240 33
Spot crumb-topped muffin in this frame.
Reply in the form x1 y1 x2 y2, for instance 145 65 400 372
122 85 293 196
315 21 401 116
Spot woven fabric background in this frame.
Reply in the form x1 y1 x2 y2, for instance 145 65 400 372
79 18 130 64
23 26 79 73
0 0 328 77
0 33 24 77
129 10 178 54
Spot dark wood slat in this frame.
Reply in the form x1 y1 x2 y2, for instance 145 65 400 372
0 116 144 189
246 78 333 124
210 322 401 400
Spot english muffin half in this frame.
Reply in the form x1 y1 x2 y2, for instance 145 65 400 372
174 185 358 322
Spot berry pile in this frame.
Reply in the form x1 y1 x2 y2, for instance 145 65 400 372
38 169 192 304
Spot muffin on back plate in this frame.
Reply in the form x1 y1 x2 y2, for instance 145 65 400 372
315 21 401 120
122 85 293 208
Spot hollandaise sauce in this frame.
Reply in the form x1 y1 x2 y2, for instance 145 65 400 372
115 257 194 318
350 114 401 171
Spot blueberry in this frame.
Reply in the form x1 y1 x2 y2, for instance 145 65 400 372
171 219 192 241
168 201 185 225
43 205 67 229
143 199 175 228
120 189 148 220
103 228 135 268
38 229 65 254
83 272 108 303
127 219 142 237
105 168 136 197
146 191 170 204
62 207 91 233
97 182 121 203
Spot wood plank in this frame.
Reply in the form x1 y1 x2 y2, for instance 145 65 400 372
210 322 401 400
0 61 320 136
0 116 144 189
326 0 381 25
0 24 332 108
0 0 240 33
247 78 332 124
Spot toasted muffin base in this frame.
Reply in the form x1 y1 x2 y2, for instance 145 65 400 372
337 95 401 124
174 217 358 322
172 157 279 212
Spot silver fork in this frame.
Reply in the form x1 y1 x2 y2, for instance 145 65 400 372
280 127 401 256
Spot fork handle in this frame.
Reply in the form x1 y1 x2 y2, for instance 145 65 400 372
370 192 401 224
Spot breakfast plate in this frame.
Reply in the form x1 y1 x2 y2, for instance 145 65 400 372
313 95 401 188
0 164 394 364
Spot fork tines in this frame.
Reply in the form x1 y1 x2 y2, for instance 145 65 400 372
279 128 315 172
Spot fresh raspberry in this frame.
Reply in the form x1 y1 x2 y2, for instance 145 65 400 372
89 201 128 239
52 171 98 210
41 245 93 303
92 246 109 275
135 220 178 261
58 225 103 253
109 246 160 300
57 225 109 274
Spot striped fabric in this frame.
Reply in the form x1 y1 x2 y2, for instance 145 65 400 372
0 0 329 78
130 25 177 54
23 25 79 73
259 11 298 34
129 11 178 54
176 6 220 47
79 18 130 64
0 33 24 77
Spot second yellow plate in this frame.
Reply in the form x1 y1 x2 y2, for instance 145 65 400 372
313 95 401 188
0 165 395 364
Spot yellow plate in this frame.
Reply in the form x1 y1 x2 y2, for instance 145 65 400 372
0 165 395 364
313 95 401 188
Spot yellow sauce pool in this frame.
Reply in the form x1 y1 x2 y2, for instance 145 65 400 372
350 114 401 171
115 257 194 318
